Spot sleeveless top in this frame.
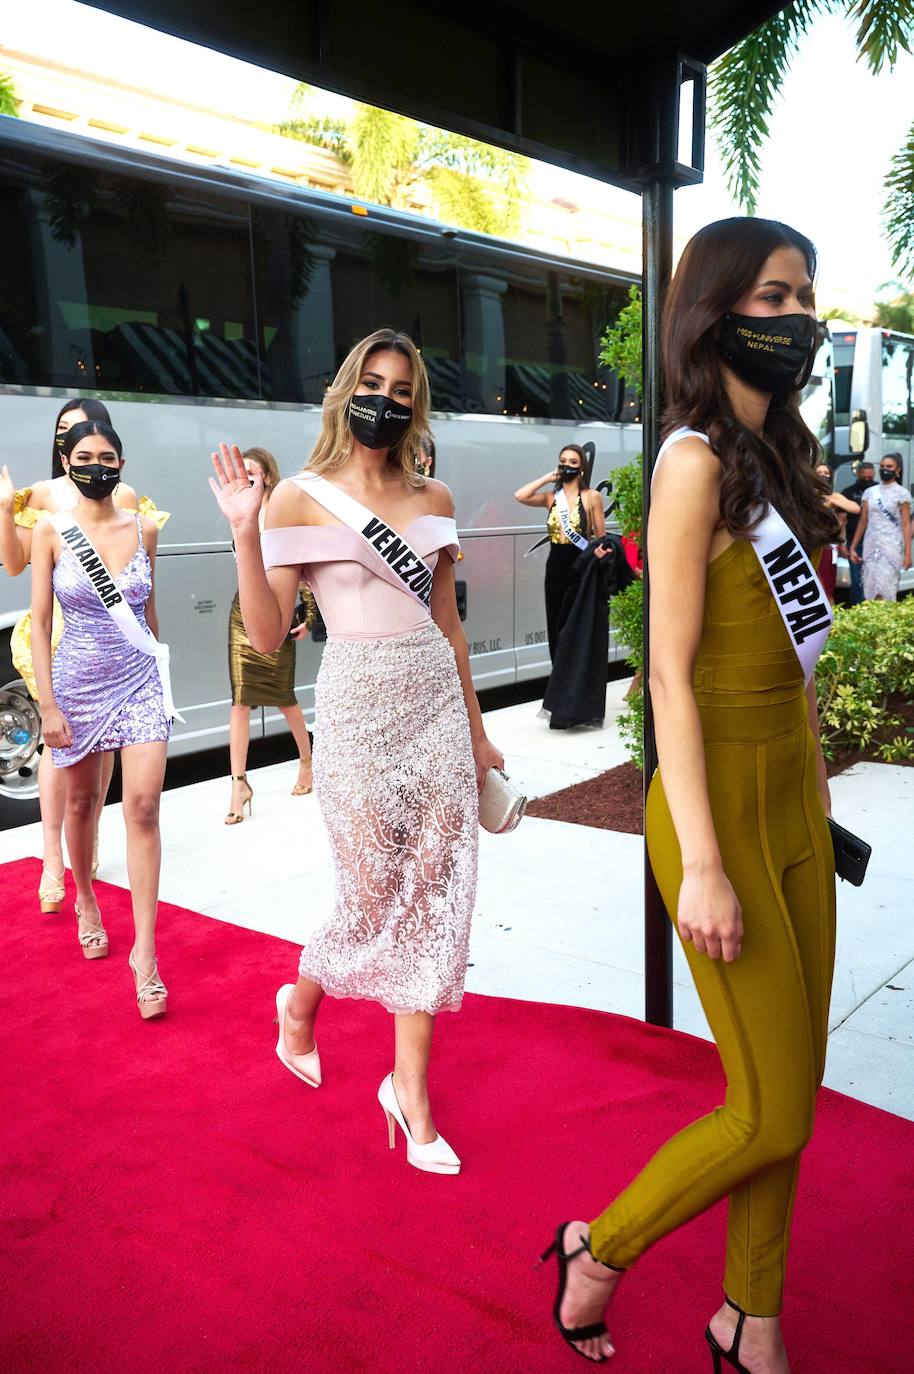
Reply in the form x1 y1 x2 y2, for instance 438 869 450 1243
546 494 587 545
654 427 814 697
261 492 460 642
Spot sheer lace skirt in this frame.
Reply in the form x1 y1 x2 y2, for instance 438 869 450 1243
304 623 479 1015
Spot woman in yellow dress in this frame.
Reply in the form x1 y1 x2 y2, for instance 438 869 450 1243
0 397 168 911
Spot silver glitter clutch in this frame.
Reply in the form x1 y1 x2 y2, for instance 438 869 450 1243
479 768 527 834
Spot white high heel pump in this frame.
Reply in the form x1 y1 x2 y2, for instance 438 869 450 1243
274 984 321 1087
377 1072 461 1175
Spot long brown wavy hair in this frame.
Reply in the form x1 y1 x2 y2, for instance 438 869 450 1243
304 328 430 487
661 217 838 549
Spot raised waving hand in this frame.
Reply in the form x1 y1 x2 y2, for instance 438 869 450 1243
208 443 263 532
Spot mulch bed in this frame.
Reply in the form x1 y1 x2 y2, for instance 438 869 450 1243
526 761 645 834
527 700 913 835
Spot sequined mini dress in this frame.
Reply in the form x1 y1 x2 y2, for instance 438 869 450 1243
51 515 170 767
262 488 479 1016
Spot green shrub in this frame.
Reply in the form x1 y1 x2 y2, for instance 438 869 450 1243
815 598 914 760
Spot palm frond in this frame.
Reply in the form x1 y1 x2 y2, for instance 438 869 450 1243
883 118 914 278
709 0 823 212
350 105 420 205
0 71 19 118
846 0 914 73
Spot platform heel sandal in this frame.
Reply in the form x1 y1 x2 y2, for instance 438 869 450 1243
537 1223 622 1363
38 867 66 914
74 902 108 959
224 773 253 825
705 1299 750 1372
129 951 167 1019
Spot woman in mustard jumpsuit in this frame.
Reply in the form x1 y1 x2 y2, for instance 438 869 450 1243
540 219 839 1373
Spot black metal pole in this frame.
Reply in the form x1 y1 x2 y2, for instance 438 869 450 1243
641 175 675 1028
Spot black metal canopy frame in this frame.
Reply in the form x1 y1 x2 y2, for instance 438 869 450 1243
87 0 791 1026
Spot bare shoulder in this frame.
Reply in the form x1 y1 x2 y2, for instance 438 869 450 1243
28 479 55 511
139 514 159 550
31 515 57 553
266 476 314 526
421 478 455 518
652 435 720 503
115 481 139 509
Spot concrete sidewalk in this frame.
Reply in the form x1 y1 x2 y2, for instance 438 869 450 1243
3 677 911 1119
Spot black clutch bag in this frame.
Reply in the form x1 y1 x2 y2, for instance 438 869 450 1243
827 818 871 886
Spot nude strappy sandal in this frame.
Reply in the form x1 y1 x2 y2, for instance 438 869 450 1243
129 951 168 1020
38 866 66 914
75 902 109 960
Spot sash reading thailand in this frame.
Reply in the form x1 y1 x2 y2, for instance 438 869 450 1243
49 513 183 720
554 487 590 551
292 474 435 609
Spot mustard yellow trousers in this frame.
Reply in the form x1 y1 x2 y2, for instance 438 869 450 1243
589 680 836 1315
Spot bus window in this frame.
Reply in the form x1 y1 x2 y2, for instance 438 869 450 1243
250 206 336 406
832 339 854 427
0 148 260 398
458 249 628 421
882 336 914 437
318 220 461 412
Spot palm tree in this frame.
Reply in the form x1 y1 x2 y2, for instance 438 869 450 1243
278 86 528 236
710 1 914 275
0 71 20 118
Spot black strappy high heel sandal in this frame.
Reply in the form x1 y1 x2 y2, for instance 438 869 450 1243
538 1223 622 1363
705 1298 750 1372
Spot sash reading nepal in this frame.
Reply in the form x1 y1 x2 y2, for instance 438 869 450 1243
49 513 184 720
751 507 833 683
652 429 833 684
293 474 435 609
554 487 590 551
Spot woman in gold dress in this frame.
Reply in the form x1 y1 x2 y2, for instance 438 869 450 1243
225 447 315 824
0 398 168 911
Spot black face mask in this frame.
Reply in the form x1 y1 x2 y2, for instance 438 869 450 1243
348 394 411 450
66 463 121 500
557 465 580 483
879 467 898 482
715 312 817 394
55 433 65 454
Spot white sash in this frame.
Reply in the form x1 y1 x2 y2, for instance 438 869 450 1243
50 513 183 721
653 428 832 683
292 473 435 610
554 487 590 551
750 508 833 683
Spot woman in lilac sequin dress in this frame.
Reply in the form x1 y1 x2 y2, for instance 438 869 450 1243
30 421 171 1018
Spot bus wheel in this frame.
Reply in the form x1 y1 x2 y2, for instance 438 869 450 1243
0 651 43 829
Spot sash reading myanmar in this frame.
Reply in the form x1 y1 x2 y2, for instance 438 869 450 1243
293 474 435 610
49 513 183 720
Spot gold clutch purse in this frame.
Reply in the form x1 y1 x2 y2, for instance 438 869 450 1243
479 768 527 834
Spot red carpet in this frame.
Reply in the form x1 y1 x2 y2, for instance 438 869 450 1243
1 855 912 1374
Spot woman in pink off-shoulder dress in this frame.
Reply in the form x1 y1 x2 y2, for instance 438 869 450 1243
209 329 503 1175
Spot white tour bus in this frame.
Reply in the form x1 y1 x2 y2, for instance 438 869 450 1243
0 116 644 822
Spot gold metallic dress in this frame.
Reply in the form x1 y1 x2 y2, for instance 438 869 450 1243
228 586 315 708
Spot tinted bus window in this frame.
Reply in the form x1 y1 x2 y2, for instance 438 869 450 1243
458 249 628 421
882 337 913 437
331 227 461 412
832 340 854 426
0 148 259 397
254 214 461 410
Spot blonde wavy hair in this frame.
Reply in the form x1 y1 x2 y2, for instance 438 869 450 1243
304 328 430 487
